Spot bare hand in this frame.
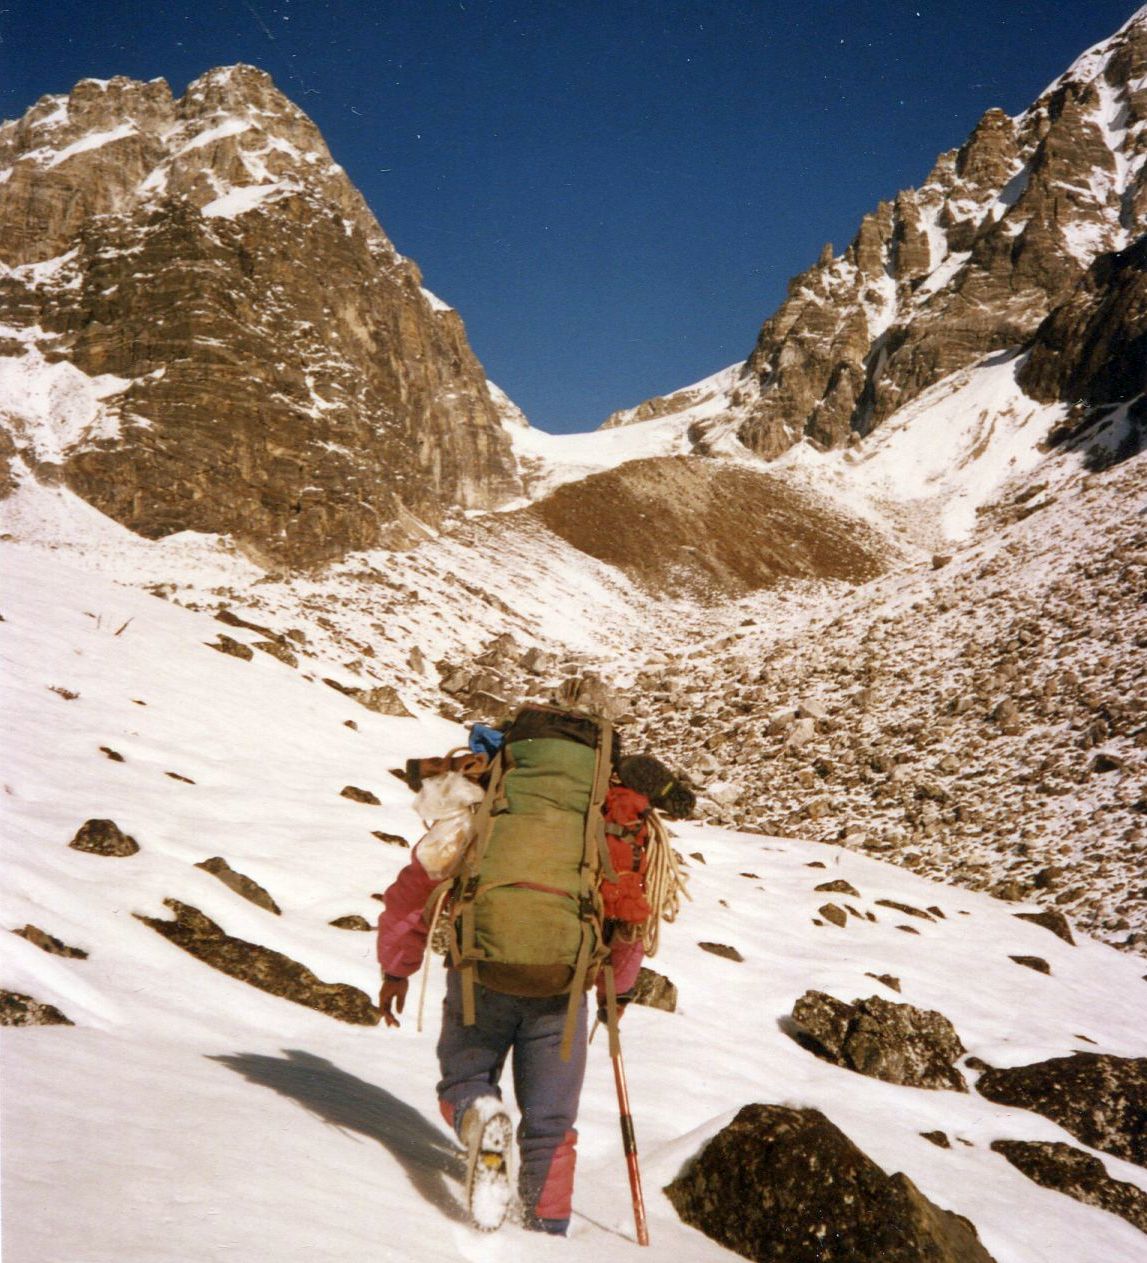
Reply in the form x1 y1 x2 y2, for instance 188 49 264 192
379 976 409 1028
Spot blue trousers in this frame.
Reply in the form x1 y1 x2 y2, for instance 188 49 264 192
436 969 588 1232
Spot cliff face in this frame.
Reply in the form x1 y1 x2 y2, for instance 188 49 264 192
607 10 1147 460
0 66 521 566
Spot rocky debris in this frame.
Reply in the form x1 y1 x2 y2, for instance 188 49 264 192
699 942 744 962
208 635 254 662
922 1131 952 1149
629 967 678 1013
371 830 410 848
791 991 968 1091
135 899 378 1024
990 1140 1147 1234
254 639 299 668
12 925 88 959
99 746 125 762
1014 909 1076 945
621 444 1147 955
528 457 887 598
975 1054 1147 1167
329 915 373 931
340 785 380 806
323 677 411 716
0 66 521 566
195 857 281 915
866 972 902 993
69 818 139 857
0 989 74 1026
1009 955 1051 975
664 1104 996 1262
166 771 195 784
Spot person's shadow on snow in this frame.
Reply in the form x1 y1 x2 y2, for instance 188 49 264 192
209 1049 467 1222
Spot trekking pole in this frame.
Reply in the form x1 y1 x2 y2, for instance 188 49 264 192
611 1036 650 1247
602 965 649 1246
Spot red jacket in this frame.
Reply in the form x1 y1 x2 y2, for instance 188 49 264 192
376 854 645 995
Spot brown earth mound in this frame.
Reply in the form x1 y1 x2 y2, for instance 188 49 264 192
527 457 888 598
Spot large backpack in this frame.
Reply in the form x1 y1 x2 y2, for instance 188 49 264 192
440 703 618 1057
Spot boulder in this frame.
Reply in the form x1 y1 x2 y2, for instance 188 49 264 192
991 1140 1147 1234
664 1104 996 1262
976 1054 1147 1167
791 991 968 1091
699 942 744 962
69 818 139 857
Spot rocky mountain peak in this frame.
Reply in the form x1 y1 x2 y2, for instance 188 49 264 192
0 66 522 566
607 9 1146 466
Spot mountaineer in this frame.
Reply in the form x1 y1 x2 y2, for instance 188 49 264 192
376 677 693 1234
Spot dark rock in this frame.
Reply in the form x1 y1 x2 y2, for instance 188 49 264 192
699 942 744 962
1014 909 1076 944
329 915 373 931
876 898 935 920
0 989 73 1026
630 967 678 1013
340 785 381 806
922 1131 952 1148
1009 955 1051 975
818 903 848 928
991 1140 1147 1233
208 634 254 661
324 678 411 717
165 771 195 784
135 899 378 1024
12 925 88 959
99 746 125 762
866 972 902 993
791 991 968 1091
664 1104 996 1262
195 856 281 914
69 818 139 857
254 639 299 668
976 1054 1147 1167
815 879 861 897
371 830 409 848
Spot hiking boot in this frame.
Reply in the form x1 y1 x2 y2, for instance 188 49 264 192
460 1097 513 1232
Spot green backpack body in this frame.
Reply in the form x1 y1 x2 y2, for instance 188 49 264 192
444 705 616 1051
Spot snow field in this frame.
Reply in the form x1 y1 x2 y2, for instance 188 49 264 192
3 544 1146 1263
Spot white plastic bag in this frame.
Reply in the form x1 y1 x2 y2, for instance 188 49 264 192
412 771 485 881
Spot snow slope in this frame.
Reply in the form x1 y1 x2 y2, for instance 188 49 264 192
3 545 1145 1262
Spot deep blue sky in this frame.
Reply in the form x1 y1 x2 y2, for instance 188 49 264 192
2 1 1138 431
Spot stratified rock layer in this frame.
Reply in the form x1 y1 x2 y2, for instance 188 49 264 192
664 1104 996 1262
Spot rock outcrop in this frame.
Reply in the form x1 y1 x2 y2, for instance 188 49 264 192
790 991 968 1091
975 1053 1147 1167
135 898 379 1024
0 66 522 566
990 1140 1147 1234
664 1104 996 1262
